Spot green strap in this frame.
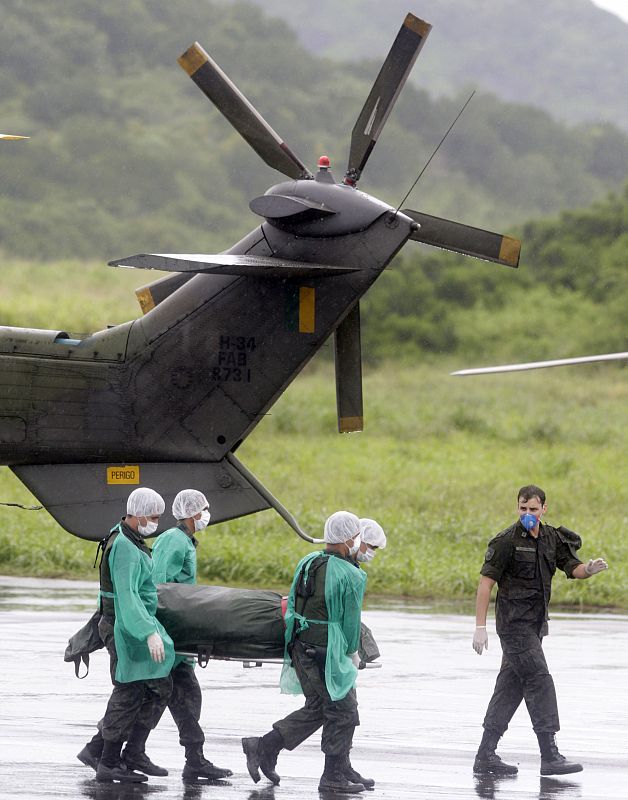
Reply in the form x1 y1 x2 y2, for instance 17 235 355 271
99 590 115 599
293 611 330 634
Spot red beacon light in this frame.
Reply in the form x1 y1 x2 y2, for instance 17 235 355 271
318 155 330 169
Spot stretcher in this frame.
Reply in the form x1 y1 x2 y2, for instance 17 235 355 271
65 583 380 677
157 583 381 669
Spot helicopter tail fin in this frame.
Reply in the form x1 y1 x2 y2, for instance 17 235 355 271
11 459 272 542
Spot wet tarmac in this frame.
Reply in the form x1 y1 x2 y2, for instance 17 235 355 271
0 576 626 800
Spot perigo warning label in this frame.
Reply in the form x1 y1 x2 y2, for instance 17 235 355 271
107 466 140 485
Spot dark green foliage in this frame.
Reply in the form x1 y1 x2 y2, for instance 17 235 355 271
361 185 628 362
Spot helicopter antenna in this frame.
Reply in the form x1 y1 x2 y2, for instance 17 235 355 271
395 90 475 213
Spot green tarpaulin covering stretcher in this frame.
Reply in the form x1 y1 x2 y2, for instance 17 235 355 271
65 583 380 675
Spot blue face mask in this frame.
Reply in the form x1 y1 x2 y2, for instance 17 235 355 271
520 513 538 531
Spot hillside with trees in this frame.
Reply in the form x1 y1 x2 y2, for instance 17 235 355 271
231 0 628 131
1 0 628 262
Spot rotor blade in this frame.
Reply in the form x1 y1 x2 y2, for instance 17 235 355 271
452 352 628 376
134 273 194 314
178 42 311 180
334 304 363 433
0 134 29 140
345 14 431 185
403 210 521 268
109 253 359 278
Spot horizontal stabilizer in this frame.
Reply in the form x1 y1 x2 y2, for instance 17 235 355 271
109 253 359 278
403 209 520 268
11 461 272 541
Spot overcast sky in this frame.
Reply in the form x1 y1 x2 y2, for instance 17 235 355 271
591 0 628 23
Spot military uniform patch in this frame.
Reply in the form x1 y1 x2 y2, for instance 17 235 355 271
484 546 495 562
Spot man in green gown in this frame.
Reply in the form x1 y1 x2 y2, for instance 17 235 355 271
151 489 233 781
242 510 369 794
78 487 175 783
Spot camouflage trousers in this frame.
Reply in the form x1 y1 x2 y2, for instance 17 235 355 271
273 639 359 756
483 630 559 736
168 661 204 746
98 617 172 743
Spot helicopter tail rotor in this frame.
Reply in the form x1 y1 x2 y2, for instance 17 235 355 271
178 42 312 181
344 13 431 187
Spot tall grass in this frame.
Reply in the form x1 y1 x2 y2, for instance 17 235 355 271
1 361 626 608
0 259 163 333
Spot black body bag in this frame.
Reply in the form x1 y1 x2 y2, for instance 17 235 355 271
156 583 380 665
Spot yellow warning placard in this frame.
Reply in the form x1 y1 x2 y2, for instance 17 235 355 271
107 465 140 485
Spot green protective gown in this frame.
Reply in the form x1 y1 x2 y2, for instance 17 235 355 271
152 526 197 585
151 525 198 668
280 550 367 701
108 532 175 682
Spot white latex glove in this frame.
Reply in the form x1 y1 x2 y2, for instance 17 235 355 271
584 558 608 576
349 651 361 669
147 632 165 663
473 627 488 655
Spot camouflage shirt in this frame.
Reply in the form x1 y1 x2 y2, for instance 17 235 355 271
481 521 583 636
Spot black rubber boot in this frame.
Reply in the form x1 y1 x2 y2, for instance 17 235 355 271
97 740 147 783
96 762 149 783
242 731 282 784
121 723 168 776
182 743 233 781
318 754 365 794
77 734 103 771
343 754 375 789
537 733 583 775
473 729 518 775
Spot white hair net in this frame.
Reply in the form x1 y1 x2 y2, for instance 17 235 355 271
172 489 209 521
323 510 360 543
126 487 165 517
359 518 387 549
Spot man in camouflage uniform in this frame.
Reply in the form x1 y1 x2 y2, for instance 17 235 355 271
472 484 608 777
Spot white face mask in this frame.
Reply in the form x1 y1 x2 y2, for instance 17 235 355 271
194 509 211 532
357 547 375 563
347 534 362 557
138 519 158 537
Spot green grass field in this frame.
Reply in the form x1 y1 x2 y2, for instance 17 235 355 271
1 361 626 608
